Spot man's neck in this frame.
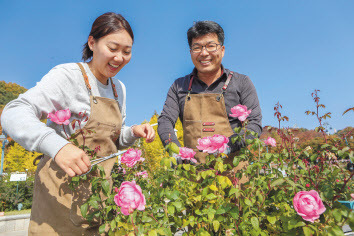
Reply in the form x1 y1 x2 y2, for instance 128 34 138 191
197 68 222 87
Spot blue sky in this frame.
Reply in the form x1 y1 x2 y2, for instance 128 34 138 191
1 0 353 131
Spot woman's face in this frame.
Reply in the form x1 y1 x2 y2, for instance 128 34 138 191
88 30 133 84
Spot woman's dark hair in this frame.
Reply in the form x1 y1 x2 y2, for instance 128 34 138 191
187 21 224 47
82 12 134 61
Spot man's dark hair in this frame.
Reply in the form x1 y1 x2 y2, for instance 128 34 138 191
187 21 224 47
82 12 134 61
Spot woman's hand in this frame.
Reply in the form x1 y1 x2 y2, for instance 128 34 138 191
132 124 155 143
54 143 91 177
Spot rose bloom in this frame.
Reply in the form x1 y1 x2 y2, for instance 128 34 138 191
264 137 276 147
121 148 144 167
197 135 229 154
114 181 146 215
210 134 229 153
179 147 197 163
135 171 148 178
196 136 212 152
229 104 251 122
293 190 326 223
47 109 71 125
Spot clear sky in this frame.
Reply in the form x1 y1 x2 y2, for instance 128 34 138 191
1 0 353 131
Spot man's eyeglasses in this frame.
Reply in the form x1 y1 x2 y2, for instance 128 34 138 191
190 42 222 53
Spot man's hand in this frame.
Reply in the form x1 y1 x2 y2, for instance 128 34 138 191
54 143 91 177
132 124 155 143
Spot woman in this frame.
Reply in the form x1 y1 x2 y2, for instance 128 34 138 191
1 12 154 235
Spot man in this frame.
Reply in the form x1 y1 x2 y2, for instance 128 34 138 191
158 21 262 165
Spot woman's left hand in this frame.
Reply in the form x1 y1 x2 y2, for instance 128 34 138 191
132 124 155 143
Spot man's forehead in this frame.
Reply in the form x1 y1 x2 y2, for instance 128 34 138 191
192 33 219 45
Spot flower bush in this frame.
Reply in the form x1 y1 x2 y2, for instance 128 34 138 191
71 91 353 235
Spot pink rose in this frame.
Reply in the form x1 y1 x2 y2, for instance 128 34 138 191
114 181 146 215
210 134 229 153
135 171 148 178
293 190 326 223
264 137 276 147
197 135 229 154
196 136 212 152
47 109 71 125
179 147 197 163
121 148 144 167
229 104 251 122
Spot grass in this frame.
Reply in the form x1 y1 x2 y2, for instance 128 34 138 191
4 209 31 216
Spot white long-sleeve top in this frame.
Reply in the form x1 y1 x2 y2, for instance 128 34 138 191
1 62 138 159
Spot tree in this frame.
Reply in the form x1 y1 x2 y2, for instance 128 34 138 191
139 112 184 174
3 142 41 173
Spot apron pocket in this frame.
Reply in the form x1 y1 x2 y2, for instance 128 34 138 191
69 175 113 227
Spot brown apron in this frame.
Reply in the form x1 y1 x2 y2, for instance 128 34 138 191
28 63 122 235
183 71 248 184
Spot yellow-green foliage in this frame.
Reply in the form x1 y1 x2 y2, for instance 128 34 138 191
140 113 184 174
3 142 41 173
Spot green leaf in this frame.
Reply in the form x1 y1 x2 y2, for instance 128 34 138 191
99 224 106 234
328 225 345 236
80 202 88 218
216 207 226 215
209 185 218 191
229 187 239 197
101 179 110 196
348 211 354 229
251 217 259 230
208 212 215 221
148 230 158 236
298 160 306 170
267 216 276 224
321 144 330 149
88 199 99 209
229 207 239 219
142 215 153 223
206 193 217 200
172 201 183 210
303 226 314 236
167 205 175 215
183 163 190 171
169 142 180 154
244 198 252 206
233 157 240 167
270 179 285 187
170 156 177 165
170 190 180 200
332 208 342 222
110 220 116 231
213 220 220 232
310 154 317 162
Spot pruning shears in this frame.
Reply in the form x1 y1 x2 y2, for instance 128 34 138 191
80 149 127 176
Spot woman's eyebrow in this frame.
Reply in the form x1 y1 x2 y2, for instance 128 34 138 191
108 41 132 48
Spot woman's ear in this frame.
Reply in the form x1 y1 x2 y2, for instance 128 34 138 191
87 36 95 51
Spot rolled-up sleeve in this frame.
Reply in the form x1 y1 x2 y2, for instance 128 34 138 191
228 76 262 152
158 82 181 147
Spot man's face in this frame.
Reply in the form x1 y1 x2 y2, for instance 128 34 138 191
190 33 225 76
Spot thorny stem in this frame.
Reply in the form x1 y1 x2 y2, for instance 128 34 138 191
77 121 86 151
131 214 138 234
62 124 69 139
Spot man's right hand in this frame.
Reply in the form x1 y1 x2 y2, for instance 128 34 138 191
54 143 91 177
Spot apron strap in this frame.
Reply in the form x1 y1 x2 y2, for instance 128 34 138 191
216 71 234 102
76 63 92 95
77 63 118 103
109 77 119 99
187 75 194 100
